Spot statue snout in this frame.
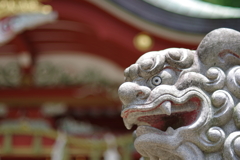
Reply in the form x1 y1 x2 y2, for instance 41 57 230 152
118 82 151 106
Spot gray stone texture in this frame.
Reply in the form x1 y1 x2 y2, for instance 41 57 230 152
118 28 240 160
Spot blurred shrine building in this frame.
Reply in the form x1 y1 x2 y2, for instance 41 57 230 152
0 0 240 160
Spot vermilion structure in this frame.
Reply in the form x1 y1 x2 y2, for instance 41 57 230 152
0 0 239 160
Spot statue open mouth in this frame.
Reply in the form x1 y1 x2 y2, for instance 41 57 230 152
137 97 200 132
121 87 210 136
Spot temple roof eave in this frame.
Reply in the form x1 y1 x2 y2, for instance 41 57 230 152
91 0 240 44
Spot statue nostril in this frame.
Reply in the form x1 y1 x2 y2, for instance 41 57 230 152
136 91 143 98
138 86 151 99
136 90 149 99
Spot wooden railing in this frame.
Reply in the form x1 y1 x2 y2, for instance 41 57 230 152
0 126 133 160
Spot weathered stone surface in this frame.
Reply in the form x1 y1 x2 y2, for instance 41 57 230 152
118 28 240 160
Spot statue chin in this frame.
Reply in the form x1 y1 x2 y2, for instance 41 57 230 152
134 132 181 160
118 28 240 160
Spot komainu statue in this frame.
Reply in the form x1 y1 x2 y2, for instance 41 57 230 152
118 28 240 160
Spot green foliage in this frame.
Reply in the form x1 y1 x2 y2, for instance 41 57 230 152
202 0 240 8
35 62 116 87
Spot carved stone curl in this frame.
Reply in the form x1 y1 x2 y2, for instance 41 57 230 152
118 28 240 160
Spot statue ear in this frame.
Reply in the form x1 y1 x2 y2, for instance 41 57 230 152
197 28 240 71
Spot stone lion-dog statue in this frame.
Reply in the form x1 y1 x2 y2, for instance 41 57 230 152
118 28 240 160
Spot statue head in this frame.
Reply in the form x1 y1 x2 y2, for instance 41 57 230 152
118 28 240 160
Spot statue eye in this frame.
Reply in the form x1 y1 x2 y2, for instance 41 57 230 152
152 76 162 86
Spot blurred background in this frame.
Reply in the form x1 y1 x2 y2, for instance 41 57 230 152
0 0 239 160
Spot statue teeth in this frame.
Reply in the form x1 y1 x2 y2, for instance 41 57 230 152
123 118 133 130
161 101 171 115
166 127 175 134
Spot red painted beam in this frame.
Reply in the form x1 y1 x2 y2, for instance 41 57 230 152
0 87 120 106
